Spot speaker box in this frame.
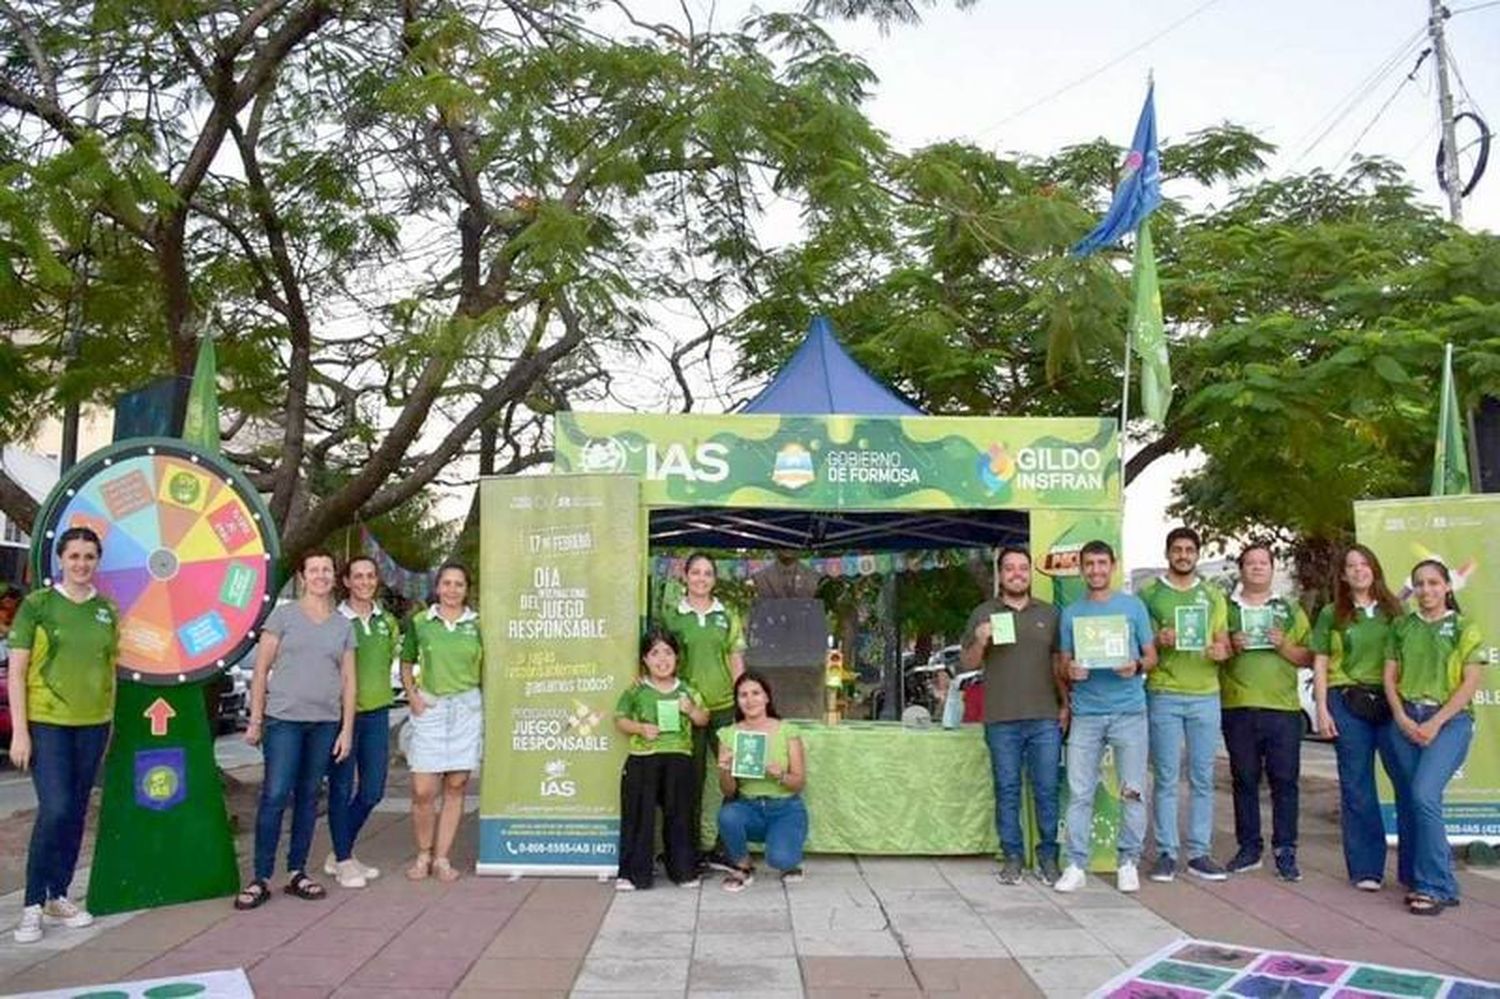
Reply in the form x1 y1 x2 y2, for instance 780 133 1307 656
1476 396 1500 494
743 598 829 720
113 376 192 442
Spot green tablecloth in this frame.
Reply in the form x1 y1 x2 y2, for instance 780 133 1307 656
801 721 1002 855
698 719 1119 866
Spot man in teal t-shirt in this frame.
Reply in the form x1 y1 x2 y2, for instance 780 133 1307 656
1138 527 1231 884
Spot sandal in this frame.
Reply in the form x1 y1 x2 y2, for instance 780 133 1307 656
780 867 805 884
432 857 460 883
407 851 432 880
283 872 326 901
234 879 270 910
721 865 755 893
1408 893 1444 916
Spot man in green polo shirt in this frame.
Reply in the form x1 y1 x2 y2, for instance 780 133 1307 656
1219 544 1313 881
1139 527 1231 883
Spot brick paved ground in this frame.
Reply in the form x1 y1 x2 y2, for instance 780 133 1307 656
2 751 1499 997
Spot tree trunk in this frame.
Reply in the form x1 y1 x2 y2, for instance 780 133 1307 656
1291 533 1346 614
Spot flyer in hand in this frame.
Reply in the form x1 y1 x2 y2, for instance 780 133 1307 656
989 611 1017 645
731 730 768 779
655 697 681 733
1239 605 1275 651
1175 605 1208 652
1074 615 1130 670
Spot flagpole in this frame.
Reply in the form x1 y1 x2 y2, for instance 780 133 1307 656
1120 306 1133 436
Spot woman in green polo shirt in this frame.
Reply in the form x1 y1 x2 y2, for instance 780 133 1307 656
715 670 807 892
1383 560 1486 915
1310 543 1405 890
614 627 709 890
325 555 401 888
8 527 117 944
660 553 745 866
401 562 483 883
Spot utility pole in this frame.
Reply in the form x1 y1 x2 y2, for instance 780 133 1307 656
1427 0 1464 223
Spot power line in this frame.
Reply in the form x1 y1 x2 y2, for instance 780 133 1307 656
974 0 1225 137
1333 69 1419 171
1285 28 1426 168
1450 0 1500 13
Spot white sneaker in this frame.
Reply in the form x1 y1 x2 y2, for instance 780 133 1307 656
13 905 43 944
324 851 339 876
335 859 368 889
1053 864 1087 893
43 898 94 929
354 856 381 880
1117 861 1140 894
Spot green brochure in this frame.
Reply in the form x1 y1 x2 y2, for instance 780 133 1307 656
1240 605 1275 650
731 730 768 779
1175 604 1208 652
655 697 681 733
989 611 1016 645
1073 615 1130 670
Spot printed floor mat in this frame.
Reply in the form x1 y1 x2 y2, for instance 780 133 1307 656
1091 938 1500 998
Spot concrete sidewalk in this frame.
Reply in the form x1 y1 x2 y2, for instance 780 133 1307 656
3 752 1500 996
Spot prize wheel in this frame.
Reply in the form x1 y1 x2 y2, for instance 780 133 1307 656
31 437 280 685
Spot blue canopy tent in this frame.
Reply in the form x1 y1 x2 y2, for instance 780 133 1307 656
648 317 1027 551
741 315 922 416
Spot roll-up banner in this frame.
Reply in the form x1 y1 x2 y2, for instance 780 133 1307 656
1355 494 1500 842
477 474 642 876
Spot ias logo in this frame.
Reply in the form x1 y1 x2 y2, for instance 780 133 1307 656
977 443 1016 497
541 759 577 798
577 437 629 474
771 443 815 490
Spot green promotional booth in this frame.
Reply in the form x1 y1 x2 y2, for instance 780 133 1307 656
476 409 1126 873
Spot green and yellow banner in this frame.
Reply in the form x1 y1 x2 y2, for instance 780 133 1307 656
555 413 1119 511
477 474 642 876
1355 495 1500 840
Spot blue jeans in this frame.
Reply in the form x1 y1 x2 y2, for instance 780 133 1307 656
328 708 389 861
1327 686 1400 884
1065 711 1148 869
985 719 1062 862
1148 691 1220 861
1384 704 1472 902
718 795 808 871
255 718 338 882
25 723 110 906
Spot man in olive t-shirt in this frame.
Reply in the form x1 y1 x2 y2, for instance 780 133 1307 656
960 547 1065 885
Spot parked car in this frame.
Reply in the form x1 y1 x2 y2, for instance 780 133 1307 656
1298 669 1329 740
204 662 249 735
0 657 11 748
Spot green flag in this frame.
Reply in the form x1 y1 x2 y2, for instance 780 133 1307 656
181 336 220 455
1431 342 1471 496
1130 221 1172 424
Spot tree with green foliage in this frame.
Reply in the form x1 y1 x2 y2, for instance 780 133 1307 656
731 132 1500 600
0 0 890 558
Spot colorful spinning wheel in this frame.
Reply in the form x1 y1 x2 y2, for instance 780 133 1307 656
30 438 280 685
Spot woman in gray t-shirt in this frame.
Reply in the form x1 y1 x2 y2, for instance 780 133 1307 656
234 550 356 909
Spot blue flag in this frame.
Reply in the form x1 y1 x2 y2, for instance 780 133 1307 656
1072 84 1162 257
